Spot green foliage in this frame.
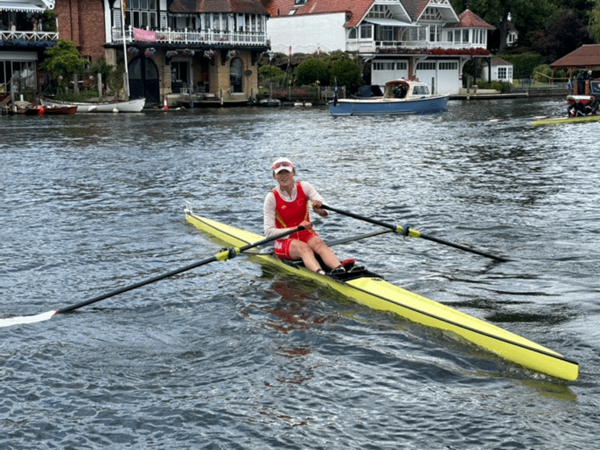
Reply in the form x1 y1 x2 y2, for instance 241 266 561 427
295 58 329 86
589 0 600 42
41 40 88 80
478 80 512 93
258 64 287 85
107 62 125 94
41 10 57 32
532 64 552 82
498 52 544 78
87 57 114 82
329 58 364 94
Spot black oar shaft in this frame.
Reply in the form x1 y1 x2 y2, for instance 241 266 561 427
57 255 218 314
57 226 303 315
321 205 507 262
419 233 508 262
322 205 396 231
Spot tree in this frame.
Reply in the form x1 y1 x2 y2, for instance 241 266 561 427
531 9 593 62
41 39 88 80
452 0 559 52
329 58 364 94
295 58 329 86
258 64 287 85
590 0 600 42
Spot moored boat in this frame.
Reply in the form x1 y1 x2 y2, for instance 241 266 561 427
184 207 579 381
40 97 145 113
25 105 77 115
329 79 449 116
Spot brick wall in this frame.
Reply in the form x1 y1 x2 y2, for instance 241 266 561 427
54 0 106 63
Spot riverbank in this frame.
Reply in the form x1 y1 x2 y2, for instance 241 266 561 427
450 87 569 101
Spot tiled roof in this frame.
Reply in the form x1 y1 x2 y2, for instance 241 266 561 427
491 57 512 66
448 9 495 29
400 0 429 22
170 0 269 15
551 44 600 68
260 0 372 27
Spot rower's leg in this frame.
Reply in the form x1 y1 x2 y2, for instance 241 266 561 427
307 236 342 271
288 240 323 272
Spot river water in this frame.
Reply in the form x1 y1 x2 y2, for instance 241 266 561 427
1 99 599 449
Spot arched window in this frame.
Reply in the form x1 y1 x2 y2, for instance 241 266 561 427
230 58 243 93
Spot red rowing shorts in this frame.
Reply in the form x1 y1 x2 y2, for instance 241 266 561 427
274 229 317 260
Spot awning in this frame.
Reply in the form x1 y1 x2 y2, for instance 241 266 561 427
363 18 418 27
0 1 46 12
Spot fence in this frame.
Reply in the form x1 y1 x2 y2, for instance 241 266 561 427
262 84 345 104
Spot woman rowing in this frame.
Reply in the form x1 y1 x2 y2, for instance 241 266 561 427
263 157 346 275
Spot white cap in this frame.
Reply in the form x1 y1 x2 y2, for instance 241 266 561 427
272 157 294 173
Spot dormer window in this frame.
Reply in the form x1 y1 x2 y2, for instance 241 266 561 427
295 0 307 5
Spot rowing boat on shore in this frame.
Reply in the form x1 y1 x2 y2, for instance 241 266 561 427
185 208 578 381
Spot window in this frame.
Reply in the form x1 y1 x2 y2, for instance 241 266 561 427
410 26 426 42
439 62 457 70
125 0 157 29
349 28 357 39
368 5 391 18
417 62 435 70
373 61 407 71
497 67 512 80
0 60 37 92
429 25 441 42
378 26 393 41
412 85 430 95
421 7 442 21
360 24 372 39
230 58 243 93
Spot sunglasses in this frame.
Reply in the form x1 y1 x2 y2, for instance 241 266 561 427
273 161 293 170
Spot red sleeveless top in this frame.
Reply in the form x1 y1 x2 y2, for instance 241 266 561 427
272 182 314 241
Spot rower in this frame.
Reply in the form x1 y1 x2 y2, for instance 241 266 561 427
263 157 346 275
585 95 600 115
568 99 586 117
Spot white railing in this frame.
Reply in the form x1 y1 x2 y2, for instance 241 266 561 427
112 27 267 46
347 40 488 53
0 30 59 42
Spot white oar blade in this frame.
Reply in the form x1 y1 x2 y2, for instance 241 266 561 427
0 310 57 328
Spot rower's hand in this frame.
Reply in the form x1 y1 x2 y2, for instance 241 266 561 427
312 201 329 217
298 220 313 230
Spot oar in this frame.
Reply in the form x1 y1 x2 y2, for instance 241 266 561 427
320 205 508 262
326 229 393 247
0 226 304 327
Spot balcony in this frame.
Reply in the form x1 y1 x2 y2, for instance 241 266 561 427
111 26 268 47
347 39 488 54
0 30 59 45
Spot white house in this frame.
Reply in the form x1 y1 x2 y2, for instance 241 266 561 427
481 57 513 83
507 20 518 47
261 0 496 95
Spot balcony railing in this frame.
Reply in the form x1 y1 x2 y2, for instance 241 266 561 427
0 30 59 43
112 26 268 46
347 40 487 53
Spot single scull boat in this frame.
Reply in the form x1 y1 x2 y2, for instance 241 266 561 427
185 207 579 381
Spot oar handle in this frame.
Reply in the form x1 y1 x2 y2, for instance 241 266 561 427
57 225 304 315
